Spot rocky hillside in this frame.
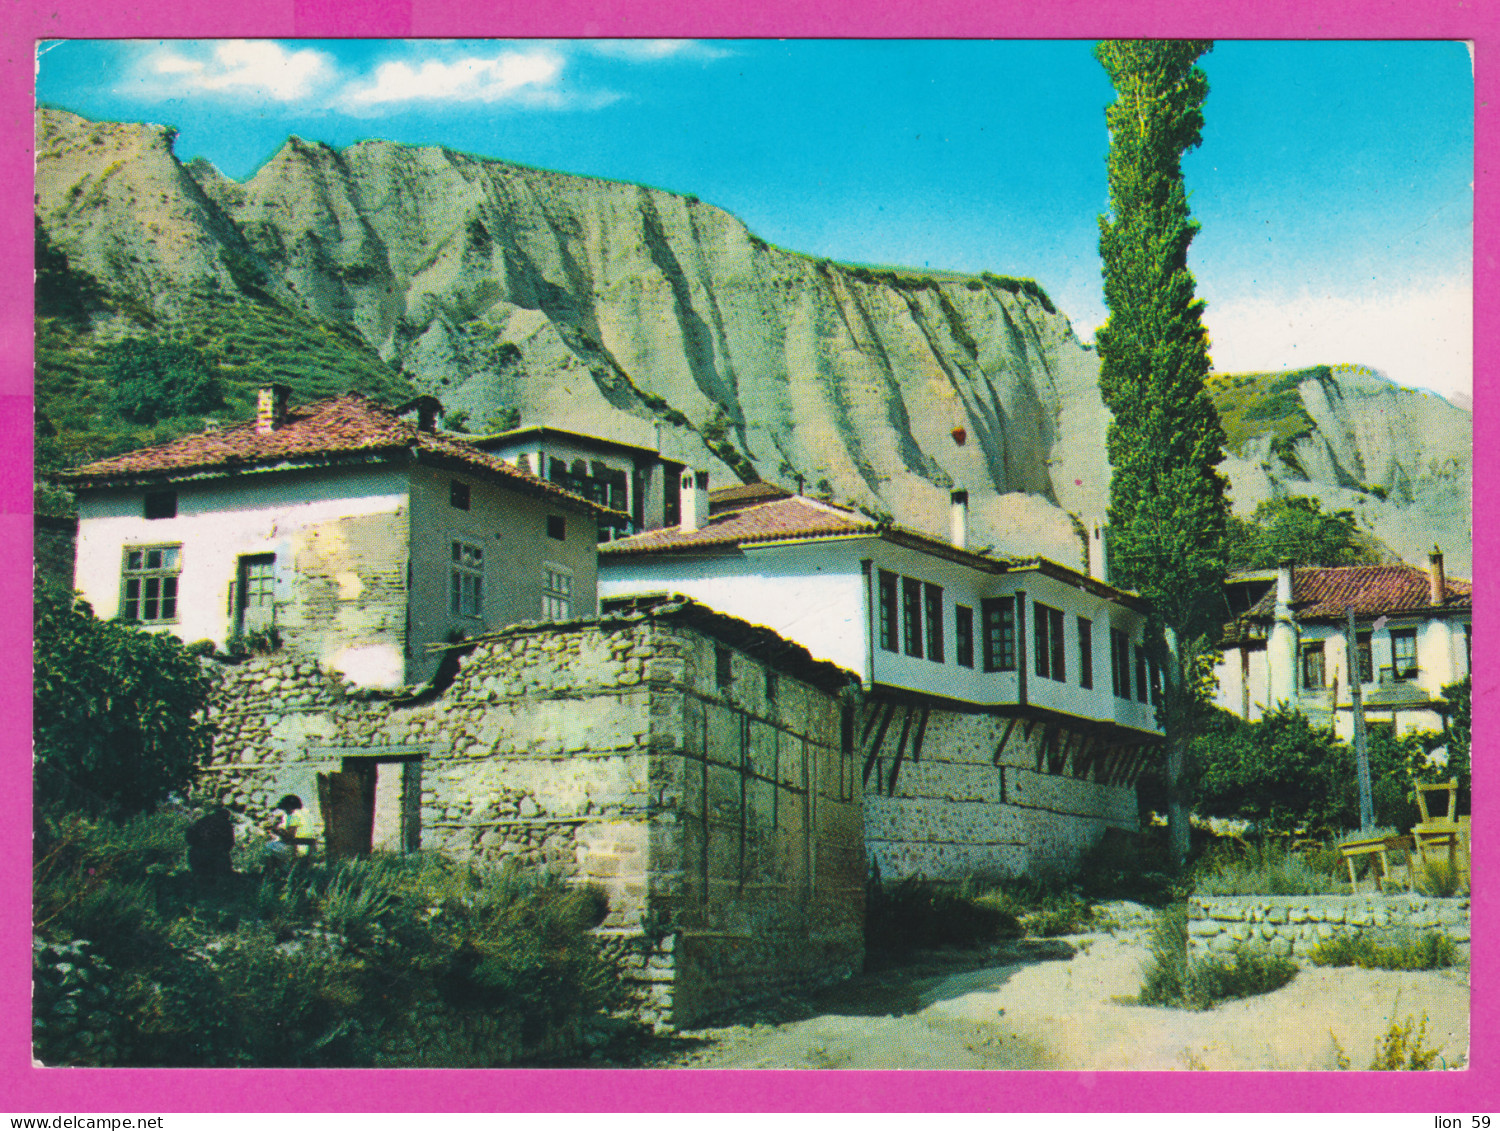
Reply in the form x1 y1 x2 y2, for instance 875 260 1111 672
34 109 1471 573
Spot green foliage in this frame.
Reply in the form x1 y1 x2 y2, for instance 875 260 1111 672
1206 367 1323 453
1189 706 1432 834
1224 495 1375 570
1137 903 1297 1009
33 580 214 818
1414 858 1462 898
1308 931 1460 971
35 290 413 479
1095 40 1228 642
35 217 106 324
1368 1013 1444 1070
104 338 224 424
864 874 1020 961
1438 678 1470 815
1192 839 1344 896
698 405 762 484
968 877 1097 937
33 811 629 1067
484 407 522 433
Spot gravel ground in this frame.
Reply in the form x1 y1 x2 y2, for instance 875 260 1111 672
632 925 1469 1071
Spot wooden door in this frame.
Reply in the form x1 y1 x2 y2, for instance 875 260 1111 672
237 554 276 635
317 770 375 859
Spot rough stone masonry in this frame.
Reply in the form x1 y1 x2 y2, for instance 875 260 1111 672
202 599 865 1029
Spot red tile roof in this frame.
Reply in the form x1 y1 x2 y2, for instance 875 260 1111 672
709 482 793 514
603 495 877 553
58 393 616 516
601 494 1153 610
1242 563 1471 621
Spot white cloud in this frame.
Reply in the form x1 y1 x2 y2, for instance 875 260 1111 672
339 49 566 109
588 40 730 62
1203 277 1472 403
148 40 334 102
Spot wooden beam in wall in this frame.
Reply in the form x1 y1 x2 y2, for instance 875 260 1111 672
886 707 916 796
991 718 1019 765
910 706 930 762
861 702 896 789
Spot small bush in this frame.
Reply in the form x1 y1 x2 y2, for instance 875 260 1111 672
1369 1012 1444 1070
1137 904 1297 1010
969 877 1096 937
1307 931 1460 971
34 810 629 1066
1415 857 1462 898
1193 841 1345 896
864 875 1019 960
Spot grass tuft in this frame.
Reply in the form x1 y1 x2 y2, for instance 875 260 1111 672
1307 931 1461 972
1136 903 1298 1011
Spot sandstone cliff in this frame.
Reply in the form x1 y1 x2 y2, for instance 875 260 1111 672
34 109 1471 573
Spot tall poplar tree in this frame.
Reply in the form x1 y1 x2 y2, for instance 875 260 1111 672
1095 40 1229 866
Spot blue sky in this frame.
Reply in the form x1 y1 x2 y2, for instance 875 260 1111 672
35 38 1474 402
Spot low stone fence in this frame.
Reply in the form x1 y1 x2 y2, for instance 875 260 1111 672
1187 895 1470 963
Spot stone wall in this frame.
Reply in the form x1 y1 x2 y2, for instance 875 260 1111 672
861 703 1147 880
202 601 863 1029
1187 895 1471 963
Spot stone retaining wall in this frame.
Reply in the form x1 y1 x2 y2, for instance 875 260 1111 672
203 602 864 1030
1187 895 1470 963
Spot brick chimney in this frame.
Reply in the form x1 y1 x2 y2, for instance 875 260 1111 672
1429 546 1446 605
949 490 969 550
680 469 709 532
256 384 291 434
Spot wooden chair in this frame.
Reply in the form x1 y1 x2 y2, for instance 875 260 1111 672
1412 778 1462 874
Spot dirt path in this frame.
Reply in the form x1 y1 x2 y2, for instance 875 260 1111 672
659 930 1470 1071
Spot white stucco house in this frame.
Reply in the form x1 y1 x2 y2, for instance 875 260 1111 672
599 483 1163 878
1214 554 1471 739
59 386 617 688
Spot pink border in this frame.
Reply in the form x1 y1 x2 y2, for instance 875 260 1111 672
3 0 1493 1113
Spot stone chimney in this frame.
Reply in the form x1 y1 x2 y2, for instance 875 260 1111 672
1088 522 1109 584
1268 560 1298 708
1429 546 1446 605
949 490 969 550
1275 560 1295 612
256 384 292 434
680 469 709 532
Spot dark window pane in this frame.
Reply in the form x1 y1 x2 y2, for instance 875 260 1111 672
1078 618 1093 689
924 583 944 663
878 571 898 653
547 515 566 540
902 577 923 658
1034 603 1050 678
955 605 974 668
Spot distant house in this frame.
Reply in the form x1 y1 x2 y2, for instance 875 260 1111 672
1214 553 1471 738
58 386 617 687
475 425 687 543
599 487 1162 878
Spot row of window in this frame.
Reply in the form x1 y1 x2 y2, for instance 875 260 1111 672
118 542 574 625
876 571 1156 703
1301 629 1420 690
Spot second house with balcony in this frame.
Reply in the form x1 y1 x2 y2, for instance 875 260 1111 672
599 481 1163 879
